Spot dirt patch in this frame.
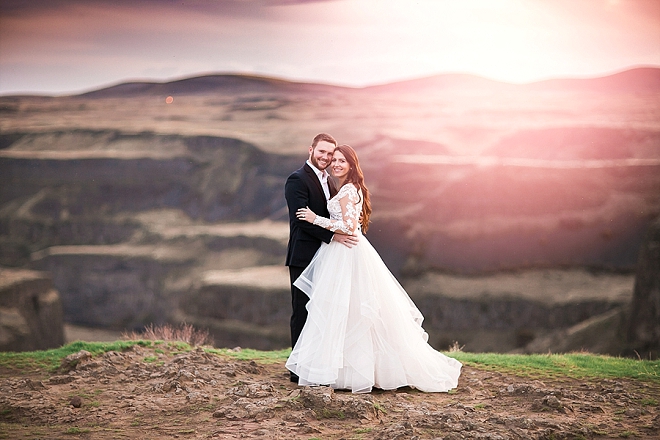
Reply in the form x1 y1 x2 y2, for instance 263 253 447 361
0 345 658 439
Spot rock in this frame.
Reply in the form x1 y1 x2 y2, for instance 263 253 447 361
299 386 334 407
159 380 179 393
340 396 378 420
59 349 92 373
627 216 660 359
70 396 82 408
0 267 64 351
375 421 414 439
185 391 209 403
503 383 545 396
295 386 378 421
531 395 569 413
49 375 75 385
21 379 46 390
579 403 605 413
294 423 321 435
228 382 275 398
624 408 642 418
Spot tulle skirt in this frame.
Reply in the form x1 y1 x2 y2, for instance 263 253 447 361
286 231 461 393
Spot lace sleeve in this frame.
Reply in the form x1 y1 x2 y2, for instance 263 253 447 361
313 185 360 234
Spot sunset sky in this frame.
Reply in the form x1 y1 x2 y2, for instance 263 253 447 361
0 0 659 95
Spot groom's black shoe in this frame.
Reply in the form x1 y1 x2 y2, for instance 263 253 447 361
290 373 299 383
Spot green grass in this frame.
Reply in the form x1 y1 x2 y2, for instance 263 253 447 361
1 341 658 383
206 347 291 364
64 427 90 434
0 340 153 373
372 402 387 413
448 351 660 382
317 408 345 419
640 397 658 406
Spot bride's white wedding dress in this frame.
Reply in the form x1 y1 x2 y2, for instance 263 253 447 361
286 183 461 393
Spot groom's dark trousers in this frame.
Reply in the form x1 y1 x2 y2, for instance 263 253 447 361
288 265 308 350
285 163 336 352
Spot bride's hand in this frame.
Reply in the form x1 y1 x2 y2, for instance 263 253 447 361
296 207 316 223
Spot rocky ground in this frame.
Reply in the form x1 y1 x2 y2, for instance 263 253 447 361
1 345 659 439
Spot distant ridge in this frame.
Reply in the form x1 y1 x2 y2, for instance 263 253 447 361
362 73 510 93
76 67 660 98
79 74 350 98
363 67 660 94
524 67 660 92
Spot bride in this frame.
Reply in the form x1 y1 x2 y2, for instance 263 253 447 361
286 144 461 393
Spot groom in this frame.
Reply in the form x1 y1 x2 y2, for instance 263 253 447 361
285 133 358 381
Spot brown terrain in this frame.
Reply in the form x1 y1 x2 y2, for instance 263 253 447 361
1 345 659 439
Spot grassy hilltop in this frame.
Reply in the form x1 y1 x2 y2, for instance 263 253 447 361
1 339 659 439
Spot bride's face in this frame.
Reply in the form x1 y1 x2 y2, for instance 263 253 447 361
331 151 350 179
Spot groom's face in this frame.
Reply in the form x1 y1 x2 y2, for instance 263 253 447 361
309 141 334 170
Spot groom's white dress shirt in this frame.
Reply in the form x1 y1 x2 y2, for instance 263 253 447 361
306 160 330 200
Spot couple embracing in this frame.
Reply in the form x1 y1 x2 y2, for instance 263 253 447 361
284 133 461 394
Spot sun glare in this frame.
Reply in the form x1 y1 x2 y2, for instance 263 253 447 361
0 0 657 94
332 0 641 84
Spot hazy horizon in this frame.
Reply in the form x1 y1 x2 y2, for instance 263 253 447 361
2 64 659 98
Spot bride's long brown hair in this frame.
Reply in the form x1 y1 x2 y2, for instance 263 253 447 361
334 144 372 233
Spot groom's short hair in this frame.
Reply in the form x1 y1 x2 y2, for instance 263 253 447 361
311 133 337 149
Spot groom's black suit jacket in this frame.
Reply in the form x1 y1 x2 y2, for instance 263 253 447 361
285 163 338 268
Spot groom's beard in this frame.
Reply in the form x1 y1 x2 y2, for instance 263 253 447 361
310 155 330 171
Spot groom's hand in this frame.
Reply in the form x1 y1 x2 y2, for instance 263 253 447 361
333 233 359 248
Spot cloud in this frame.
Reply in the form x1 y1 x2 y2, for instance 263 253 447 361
265 0 338 4
0 0 340 17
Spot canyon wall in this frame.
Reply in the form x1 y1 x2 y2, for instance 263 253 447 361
0 267 64 351
1 70 659 352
